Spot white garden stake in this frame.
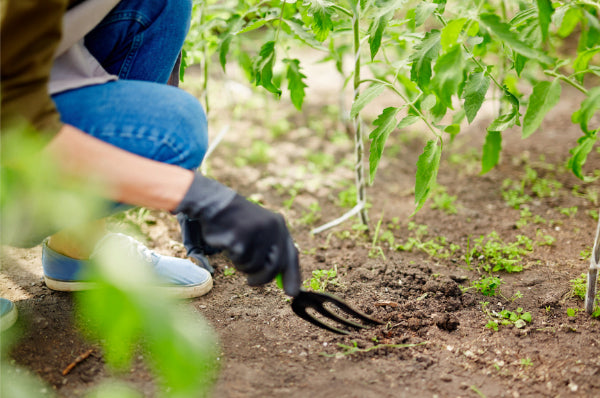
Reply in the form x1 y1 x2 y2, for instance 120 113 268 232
585 213 600 314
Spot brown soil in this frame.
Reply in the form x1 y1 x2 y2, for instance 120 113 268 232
2 63 600 398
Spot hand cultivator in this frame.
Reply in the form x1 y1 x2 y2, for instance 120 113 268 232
585 216 600 314
290 288 383 335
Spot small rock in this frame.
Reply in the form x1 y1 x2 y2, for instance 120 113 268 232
440 374 452 382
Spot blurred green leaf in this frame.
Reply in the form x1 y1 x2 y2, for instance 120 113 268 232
523 80 561 138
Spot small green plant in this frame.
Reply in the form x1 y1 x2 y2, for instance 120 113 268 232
471 276 504 296
431 191 458 215
468 232 532 273
337 185 357 208
502 178 532 209
567 308 580 317
303 266 339 292
483 301 532 331
559 206 578 217
223 267 236 276
531 177 562 198
520 358 533 368
570 273 589 300
535 229 555 246
307 152 336 173
235 141 272 166
588 209 599 221
299 202 322 225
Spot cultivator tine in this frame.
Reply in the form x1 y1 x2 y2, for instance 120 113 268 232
585 215 600 314
291 290 382 335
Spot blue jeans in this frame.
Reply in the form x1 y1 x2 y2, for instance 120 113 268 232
52 0 207 170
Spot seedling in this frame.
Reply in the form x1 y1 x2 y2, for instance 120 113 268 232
535 229 555 246
303 266 339 292
396 223 460 259
468 232 532 273
223 267 236 277
430 186 458 215
482 302 532 331
520 358 533 368
299 202 322 226
588 210 599 221
470 276 504 296
235 141 272 167
559 206 578 217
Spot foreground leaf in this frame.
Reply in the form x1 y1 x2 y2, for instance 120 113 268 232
305 0 335 42
568 134 598 181
414 139 442 213
351 83 385 119
572 86 600 133
369 14 389 60
479 13 553 65
463 71 490 124
284 58 308 110
523 80 561 138
410 30 441 90
369 107 399 184
253 41 281 96
481 130 502 174
536 0 553 42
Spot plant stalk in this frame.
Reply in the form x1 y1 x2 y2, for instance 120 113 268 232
352 7 369 227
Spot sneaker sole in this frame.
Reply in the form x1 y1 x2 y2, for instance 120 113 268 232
44 276 213 299
1 305 18 332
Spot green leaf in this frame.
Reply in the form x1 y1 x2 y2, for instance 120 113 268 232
253 41 281 96
568 134 597 181
573 47 600 82
284 18 326 50
217 15 244 71
572 87 600 133
414 139 442 213
463 71 490 124
351 83 385 119
432 46 465 107
481 130 502 174
410 30 441 90
488 112 518 132
523 80 561 138
479 13 553 65
369 107 400 183
441 18 467 51
555 6 582 38
369 14 389 60
284 59 308 110
414 2 438 27
305 0 335 42
536 0 553 41
397 115 420 129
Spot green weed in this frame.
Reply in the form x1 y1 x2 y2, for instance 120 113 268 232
559 206 578 217
299 202 322 225
303 266 339 292
223 267 236 276
482 302 532 331
235 141 272 166
471 276 504 296
588 209 599 221
430 190 458 215
467 232 532 273
396 223 460 259
535 229 555 246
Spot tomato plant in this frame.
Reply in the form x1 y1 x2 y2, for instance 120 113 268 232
184 0 600 230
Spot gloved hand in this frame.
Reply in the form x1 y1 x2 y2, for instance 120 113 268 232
177 213 222 275
174 173 301 296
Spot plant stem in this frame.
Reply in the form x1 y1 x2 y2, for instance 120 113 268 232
360 78 440 139
544 70 589 94
331 3 353 18
274 0 287 43
352 8 369 227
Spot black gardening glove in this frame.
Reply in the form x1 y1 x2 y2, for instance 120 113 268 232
177 213 223 275
175 173 301 296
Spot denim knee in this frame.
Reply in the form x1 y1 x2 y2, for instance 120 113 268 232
172 91 208 170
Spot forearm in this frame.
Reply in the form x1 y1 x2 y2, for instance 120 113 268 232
44 124 194 211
